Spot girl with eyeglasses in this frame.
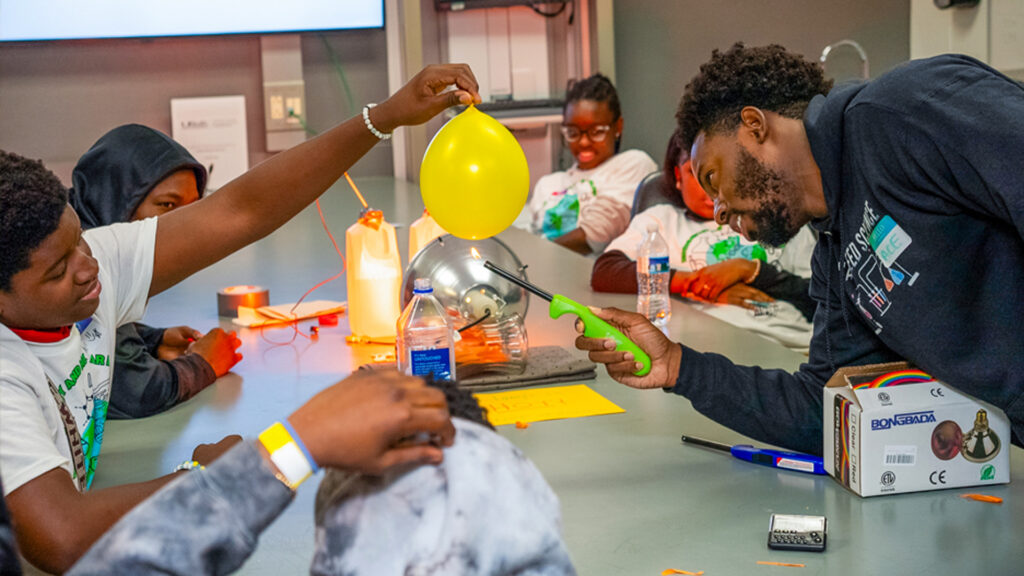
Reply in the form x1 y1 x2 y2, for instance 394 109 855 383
517 73 656 255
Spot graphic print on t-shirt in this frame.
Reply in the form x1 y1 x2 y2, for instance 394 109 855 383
843 202 919 334
80 371 110 489
541 179 596 239
680 226 771 270
52 321 112 489
542 193 581 239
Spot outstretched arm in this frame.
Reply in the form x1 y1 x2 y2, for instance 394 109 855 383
149 64 480 296
6 435 239 574
8 467 182 573
575 246 902 455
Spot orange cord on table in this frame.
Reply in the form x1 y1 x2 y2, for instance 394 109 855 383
258 190 347 347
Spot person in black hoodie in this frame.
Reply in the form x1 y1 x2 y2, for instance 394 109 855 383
575 43 1024 456
69 124 241 418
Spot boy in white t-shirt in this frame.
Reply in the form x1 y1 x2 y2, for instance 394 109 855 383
0 64 481 574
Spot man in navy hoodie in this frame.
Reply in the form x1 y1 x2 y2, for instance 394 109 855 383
575 43 1024 456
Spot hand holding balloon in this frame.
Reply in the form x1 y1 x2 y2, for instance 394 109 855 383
420 106 529 240
371 64 481 132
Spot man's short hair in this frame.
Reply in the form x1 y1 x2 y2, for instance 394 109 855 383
0 151 69 291
676 43 834 150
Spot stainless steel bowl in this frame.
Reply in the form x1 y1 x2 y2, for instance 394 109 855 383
402 235 529 323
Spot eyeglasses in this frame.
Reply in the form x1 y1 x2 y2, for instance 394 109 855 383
559 124 613 143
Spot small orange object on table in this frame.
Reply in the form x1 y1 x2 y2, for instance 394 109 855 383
960 493 1003 504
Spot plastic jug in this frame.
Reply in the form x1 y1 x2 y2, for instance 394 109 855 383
345 209 402 341
408 209 447 263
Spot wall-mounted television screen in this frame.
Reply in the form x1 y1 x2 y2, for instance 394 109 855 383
0 1 384 42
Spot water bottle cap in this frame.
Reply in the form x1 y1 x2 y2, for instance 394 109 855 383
413 277 433 294
645 222 659 233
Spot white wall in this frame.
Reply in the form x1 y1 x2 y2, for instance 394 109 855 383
0 29 392 184
911 0 1024 79
613 0 912 166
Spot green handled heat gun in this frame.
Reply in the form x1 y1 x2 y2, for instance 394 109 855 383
483 260 652 376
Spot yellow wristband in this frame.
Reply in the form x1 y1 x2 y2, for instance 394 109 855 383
258 422 313 490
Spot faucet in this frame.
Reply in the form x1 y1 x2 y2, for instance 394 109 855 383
820 39 869 80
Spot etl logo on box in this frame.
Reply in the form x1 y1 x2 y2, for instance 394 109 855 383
871 410 937 431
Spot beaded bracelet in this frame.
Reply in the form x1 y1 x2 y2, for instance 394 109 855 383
174 460 205 472
362 103 392 140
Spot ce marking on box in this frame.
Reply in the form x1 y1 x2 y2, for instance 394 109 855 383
929 470 948 485
930 387 945 398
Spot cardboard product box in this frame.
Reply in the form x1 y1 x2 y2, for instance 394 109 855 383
823 362 1010 497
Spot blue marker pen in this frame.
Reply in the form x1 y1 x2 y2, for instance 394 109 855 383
681 434 826 475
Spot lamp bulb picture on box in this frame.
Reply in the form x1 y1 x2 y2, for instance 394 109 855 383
961 409 1001 463
930 420 963 461
929 411 1001 463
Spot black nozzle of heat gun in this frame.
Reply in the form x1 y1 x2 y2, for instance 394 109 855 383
482 260 553 302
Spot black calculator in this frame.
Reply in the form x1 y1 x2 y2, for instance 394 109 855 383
767 514 827 552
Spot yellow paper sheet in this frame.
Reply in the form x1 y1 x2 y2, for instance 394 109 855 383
474 384 625 427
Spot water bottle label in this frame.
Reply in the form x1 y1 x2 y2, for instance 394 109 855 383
648 256 670 274
410 348 453 381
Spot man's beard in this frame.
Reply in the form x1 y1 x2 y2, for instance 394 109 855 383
734 147 801 248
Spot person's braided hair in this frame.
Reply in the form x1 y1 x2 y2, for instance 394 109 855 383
564 72 621 121
676 43 833 150
425 376 494 430
0 151 69 292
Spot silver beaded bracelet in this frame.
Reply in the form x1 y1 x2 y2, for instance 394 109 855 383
362 103 392 140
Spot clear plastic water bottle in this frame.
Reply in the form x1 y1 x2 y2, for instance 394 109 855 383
637 222 671 328
397 278 457 382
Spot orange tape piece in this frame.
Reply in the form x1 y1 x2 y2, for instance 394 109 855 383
515 421 530 429
960 493 1003 504
661 569 704 575
757 561 806 568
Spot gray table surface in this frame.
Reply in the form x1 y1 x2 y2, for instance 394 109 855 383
96 177 1024 575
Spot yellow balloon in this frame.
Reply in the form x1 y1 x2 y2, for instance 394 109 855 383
420 106 529 240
